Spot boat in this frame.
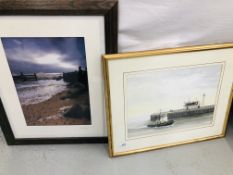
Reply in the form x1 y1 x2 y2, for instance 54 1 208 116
147 113 174 127
147 96 214 128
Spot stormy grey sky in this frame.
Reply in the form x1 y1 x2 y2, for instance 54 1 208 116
1 37 86 74
126 64 222 125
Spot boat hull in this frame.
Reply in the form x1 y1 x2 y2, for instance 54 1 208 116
147 119 174 128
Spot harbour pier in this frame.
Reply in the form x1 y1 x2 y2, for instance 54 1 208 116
150 105 215 122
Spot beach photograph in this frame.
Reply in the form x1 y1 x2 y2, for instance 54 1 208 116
125 64 223 138
1 37 91 126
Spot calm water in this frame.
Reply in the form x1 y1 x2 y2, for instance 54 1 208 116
128 113 213 138
15 73 68 105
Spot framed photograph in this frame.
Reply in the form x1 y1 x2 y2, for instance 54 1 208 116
0 0 118 144
103 43 233 156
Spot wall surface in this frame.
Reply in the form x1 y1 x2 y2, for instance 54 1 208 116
119 0 233 52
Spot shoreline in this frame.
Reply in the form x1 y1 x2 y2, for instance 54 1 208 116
22 87 91 126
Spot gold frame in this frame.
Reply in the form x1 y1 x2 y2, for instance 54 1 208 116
103 43 233 157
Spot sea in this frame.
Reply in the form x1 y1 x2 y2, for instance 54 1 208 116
128 113 213 138
14 73 68 105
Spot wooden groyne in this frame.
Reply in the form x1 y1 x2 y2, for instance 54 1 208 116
13 73 37 81
63 67 88 87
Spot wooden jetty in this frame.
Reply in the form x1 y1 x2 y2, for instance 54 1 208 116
13 72 38 81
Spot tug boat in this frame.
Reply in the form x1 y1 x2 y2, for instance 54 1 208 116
147 113 174 128
147 97 214 128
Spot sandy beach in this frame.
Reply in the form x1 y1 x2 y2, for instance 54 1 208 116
22 86 91 126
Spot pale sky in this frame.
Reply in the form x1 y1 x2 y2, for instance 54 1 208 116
125 64 222 124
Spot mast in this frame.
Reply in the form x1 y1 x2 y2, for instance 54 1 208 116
202 93 206 106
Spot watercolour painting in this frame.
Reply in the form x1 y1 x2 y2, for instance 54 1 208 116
125 64 222 138
103 44 233 156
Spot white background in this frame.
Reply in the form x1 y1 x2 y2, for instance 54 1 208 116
119 0 233 52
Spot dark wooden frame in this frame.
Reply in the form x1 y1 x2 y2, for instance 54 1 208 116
0 0 118 145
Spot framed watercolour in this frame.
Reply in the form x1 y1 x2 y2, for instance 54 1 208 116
103 43 233 156
0 0 118 144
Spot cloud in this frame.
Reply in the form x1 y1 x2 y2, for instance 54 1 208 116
126 64 222 121
1 37 86 73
